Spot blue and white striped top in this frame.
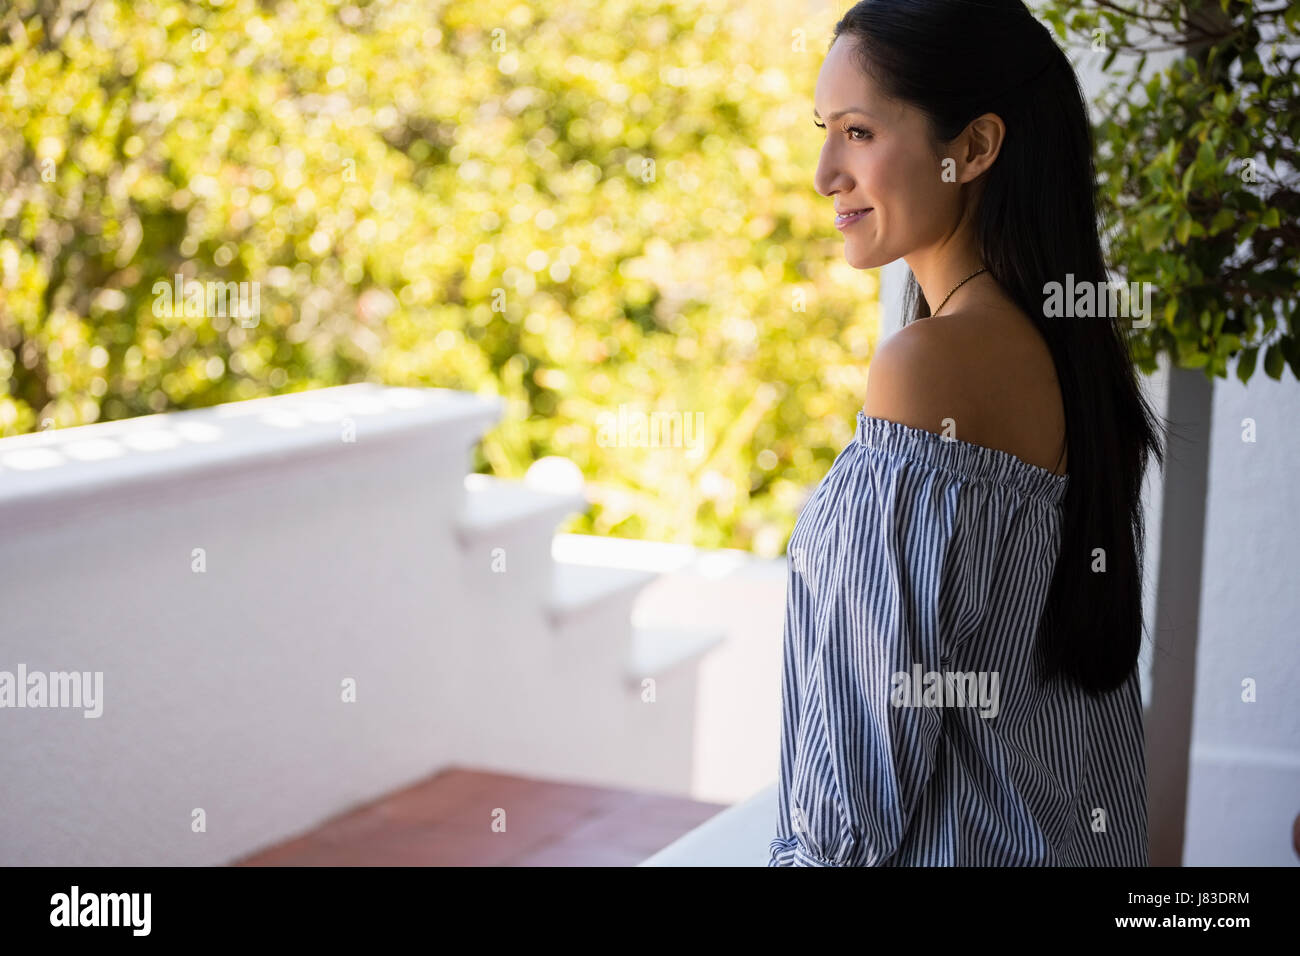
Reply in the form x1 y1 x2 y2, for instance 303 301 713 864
769 411 1148 866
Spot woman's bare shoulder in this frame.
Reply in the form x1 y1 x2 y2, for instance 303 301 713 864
863 317 983 438
864 308 1067 474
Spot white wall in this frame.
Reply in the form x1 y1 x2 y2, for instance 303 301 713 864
0 385 495 864
0 384 729 864
1184 372 1300 865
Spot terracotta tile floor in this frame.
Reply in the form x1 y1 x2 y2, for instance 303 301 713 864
233 767 726 866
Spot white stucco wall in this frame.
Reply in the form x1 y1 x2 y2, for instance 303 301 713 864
1184 371 1300 865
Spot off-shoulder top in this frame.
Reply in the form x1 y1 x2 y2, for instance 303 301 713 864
768 411 1148 866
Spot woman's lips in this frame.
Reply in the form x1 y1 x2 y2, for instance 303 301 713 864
835 208 872 230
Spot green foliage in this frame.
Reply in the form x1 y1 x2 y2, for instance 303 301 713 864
0 0 877 554
1039 0 1300 383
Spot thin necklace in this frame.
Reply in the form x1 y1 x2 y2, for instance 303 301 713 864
932 267 987 317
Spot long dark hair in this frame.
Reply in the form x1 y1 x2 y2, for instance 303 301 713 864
832 0 1167 695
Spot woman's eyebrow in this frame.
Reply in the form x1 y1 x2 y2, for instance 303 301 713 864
813 107 874 122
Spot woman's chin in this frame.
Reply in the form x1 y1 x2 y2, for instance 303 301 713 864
844 243 889 270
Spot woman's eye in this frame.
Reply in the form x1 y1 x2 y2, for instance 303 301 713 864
814 120 870 142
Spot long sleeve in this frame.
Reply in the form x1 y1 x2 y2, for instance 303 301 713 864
769 439 957 867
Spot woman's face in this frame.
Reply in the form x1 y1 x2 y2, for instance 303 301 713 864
813 36 959 270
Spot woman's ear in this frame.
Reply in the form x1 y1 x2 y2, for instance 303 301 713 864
954 112 1006 182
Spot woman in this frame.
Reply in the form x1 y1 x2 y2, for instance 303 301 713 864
769 0 1167 866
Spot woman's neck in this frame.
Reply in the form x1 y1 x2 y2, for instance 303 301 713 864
906 238 987 318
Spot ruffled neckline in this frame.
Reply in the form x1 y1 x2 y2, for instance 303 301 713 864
854 410 1069 506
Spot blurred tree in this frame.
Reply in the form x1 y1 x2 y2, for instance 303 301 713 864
0 0 880 554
